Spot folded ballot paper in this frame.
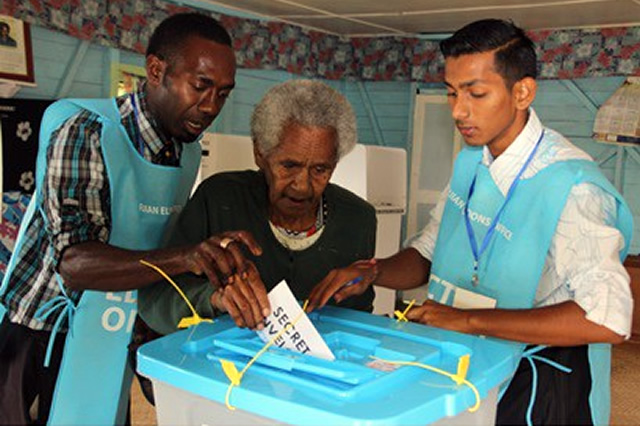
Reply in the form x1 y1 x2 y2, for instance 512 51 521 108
257 280 335 361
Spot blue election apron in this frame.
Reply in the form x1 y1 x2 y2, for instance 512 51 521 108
7 98 200 425
427 141 632 425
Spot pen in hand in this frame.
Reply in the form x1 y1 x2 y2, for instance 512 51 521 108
332 276 364 305
342 276 363 288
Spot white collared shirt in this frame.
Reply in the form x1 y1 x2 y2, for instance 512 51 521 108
408 109 632 338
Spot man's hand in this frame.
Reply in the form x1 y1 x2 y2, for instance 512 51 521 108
58 230 263 292
185 230 262 288
405 300 471 333
210 261 270 330
306 259 378 312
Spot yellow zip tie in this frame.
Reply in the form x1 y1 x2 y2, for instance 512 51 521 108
139 259 213 328
370 355 481 412
394 299 416 322
221 300 310 410
454 354 470 385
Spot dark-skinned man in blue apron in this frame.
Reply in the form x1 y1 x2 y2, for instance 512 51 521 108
308 19 633 425
0 13 264 425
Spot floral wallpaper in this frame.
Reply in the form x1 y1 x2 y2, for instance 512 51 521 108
0 0 639 81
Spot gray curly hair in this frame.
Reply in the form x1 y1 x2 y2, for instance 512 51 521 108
250 80 357 160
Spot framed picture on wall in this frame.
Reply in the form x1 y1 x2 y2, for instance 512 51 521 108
110 63 146 97
0 14 35 85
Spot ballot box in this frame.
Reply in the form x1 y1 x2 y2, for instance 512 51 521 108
137 307 520 425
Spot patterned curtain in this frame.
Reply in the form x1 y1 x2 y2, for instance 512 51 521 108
1 0 638 82
0 192 30 277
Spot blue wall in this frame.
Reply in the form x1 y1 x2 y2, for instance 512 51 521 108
534 77 640 254
14 25 640 253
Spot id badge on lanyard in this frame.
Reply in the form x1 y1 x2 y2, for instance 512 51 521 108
452 287 497 309
464 130 544 287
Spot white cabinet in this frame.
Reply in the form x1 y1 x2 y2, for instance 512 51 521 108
402 93 462 304
332 145 407 315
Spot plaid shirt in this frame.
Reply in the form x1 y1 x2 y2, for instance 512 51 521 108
1 82 184 331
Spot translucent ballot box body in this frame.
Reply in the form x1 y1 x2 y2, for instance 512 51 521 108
138 307 521 425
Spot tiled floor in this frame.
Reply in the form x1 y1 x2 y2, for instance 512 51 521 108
132 338 640 425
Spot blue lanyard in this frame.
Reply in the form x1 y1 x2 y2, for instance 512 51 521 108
464 130 544 286
129 93 146 157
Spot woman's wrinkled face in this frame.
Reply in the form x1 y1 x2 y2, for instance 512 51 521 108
256 122 338 230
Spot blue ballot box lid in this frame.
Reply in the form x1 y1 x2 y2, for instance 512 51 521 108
138 306 521 424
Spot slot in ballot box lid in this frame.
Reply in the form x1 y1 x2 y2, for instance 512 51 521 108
138 307 521 425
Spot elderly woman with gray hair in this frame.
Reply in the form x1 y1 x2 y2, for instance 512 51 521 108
137 79 376 336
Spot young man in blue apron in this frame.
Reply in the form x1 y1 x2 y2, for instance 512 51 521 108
308 19 633 425
0 13 263 425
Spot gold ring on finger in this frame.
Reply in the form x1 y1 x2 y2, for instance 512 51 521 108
219 237 235 249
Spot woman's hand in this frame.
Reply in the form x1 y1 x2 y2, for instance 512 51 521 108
306 259 378 312
210 260 270 330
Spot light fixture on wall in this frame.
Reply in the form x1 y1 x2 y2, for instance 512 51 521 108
591 77 640 193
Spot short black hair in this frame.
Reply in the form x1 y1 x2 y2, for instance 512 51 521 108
0 22 9 32
440 19 537 87
146 13 232 65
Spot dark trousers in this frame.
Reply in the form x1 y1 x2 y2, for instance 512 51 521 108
497 345 594 425
0 317 65 425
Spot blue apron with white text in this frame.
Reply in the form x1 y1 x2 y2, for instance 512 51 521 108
6 98 200 425
428 145 632 425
